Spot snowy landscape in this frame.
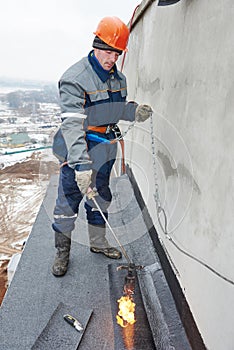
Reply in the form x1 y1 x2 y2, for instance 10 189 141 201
0 79 60 303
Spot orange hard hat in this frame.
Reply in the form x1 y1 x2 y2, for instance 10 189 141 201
94 16 129 52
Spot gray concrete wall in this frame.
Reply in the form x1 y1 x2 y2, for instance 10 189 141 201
120 1 234 349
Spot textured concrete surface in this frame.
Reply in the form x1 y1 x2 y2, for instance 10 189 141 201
0 174 190 349
121 0 234 349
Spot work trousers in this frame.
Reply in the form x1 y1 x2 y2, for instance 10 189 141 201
52 133 117 233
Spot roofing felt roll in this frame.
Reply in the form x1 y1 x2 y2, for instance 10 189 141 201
108 263 156 350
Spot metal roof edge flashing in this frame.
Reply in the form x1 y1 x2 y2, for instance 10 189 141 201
126 164 207 350
128 0 182 31
128 0 157 31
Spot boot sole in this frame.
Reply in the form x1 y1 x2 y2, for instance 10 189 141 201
90 247 122 259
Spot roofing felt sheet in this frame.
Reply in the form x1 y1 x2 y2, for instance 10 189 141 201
31 302 93 350
108 263 156 350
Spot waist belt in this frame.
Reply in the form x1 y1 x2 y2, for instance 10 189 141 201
87 125 116 134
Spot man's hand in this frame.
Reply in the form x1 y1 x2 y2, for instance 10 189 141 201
135 104 153 122
86 187 98 200
75 170 92 194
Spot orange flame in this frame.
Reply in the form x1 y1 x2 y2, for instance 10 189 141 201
116 295 136 328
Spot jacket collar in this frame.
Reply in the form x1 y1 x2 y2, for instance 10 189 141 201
88 50 121 83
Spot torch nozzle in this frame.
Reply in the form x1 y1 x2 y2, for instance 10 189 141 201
124 274 136 296
117 263 144 296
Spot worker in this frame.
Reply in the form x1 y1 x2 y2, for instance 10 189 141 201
51 16 153 276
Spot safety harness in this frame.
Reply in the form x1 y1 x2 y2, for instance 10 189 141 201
86 124 126 174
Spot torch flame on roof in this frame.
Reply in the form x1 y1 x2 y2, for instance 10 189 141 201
116 295 136 328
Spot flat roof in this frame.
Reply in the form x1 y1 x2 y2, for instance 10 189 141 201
0 174 191 349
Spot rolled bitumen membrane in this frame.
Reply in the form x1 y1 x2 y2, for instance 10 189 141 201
108 263 156 350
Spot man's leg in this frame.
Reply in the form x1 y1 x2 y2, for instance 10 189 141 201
52 231 71 277
85 204 122 259
52 165 83 276
85 140 122 259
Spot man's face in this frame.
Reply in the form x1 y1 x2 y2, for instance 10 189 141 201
94 49 120 71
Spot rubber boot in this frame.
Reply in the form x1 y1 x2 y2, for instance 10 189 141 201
52 231 71 277
88 224 122 259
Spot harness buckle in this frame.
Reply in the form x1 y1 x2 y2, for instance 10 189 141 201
112 124 122 139
105 125 111 134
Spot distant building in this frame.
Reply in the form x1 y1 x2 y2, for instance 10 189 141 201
0 132 31 148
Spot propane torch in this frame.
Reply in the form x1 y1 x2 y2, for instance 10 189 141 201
87 188 144 296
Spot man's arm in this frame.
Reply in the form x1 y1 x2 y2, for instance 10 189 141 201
57 79 92 170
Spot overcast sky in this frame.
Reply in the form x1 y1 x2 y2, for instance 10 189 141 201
0 0 140 82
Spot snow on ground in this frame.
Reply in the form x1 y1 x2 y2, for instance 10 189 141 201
0 148 59 303
0 150 35 168
0 145 55 169
0 87 42 94
0 85 60 301
0 149 59 261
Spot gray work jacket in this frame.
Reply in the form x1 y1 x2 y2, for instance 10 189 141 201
53 55 136 170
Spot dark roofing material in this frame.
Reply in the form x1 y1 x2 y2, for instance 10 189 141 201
108 263 156 350
31 302 92 349
0 174 192 349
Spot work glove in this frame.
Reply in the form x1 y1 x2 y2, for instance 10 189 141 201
75 170 92 195
135 104 153 122
86 187 98 200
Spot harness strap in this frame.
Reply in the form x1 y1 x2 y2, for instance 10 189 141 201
119 139 126 175
87 126 109 133
61 126 126 174
87 125 115 133
86 133 126 175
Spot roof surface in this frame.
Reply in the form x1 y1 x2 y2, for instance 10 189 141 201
0 174 191 350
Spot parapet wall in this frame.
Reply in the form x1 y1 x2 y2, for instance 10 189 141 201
121 1 234 349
